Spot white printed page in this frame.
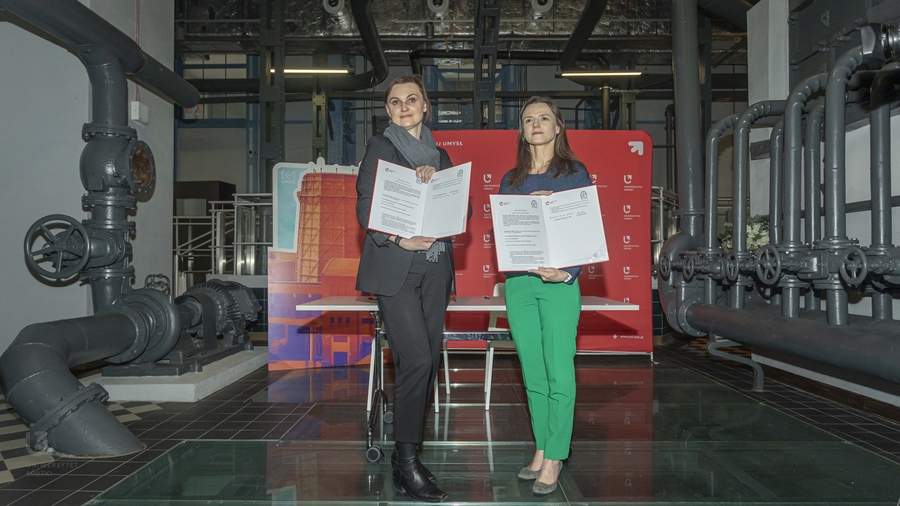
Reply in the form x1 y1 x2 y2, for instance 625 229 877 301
367 160 426 237
489 193 550 271
542 186 609 267
421 162 472 238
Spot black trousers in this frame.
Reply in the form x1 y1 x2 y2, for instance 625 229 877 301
376 252 452 444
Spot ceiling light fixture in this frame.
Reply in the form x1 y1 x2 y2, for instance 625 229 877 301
269 68 350 74
560 71 643 77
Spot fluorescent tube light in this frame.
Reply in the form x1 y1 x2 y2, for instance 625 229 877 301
560 71 643 77
269 68 350 74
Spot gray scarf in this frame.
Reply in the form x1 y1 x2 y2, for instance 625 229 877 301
383 121 446 262
384 121 441 171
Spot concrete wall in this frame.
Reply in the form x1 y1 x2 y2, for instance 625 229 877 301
0 1 175 355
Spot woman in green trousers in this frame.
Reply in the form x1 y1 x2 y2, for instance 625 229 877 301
498 96 592 495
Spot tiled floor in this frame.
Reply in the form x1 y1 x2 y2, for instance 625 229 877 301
0 339 897 504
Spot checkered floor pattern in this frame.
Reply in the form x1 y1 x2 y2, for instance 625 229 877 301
0 394 162 486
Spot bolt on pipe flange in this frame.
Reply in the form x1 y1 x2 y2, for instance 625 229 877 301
676 295 706 337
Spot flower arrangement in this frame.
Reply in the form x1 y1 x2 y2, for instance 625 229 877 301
719 214 769 253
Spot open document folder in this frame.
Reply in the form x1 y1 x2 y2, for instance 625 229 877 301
367 159 472 239
489 186 609 271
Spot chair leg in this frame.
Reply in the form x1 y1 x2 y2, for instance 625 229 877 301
434 373 440 413
367 342 375 413
485 346 495 411
443 339 451 396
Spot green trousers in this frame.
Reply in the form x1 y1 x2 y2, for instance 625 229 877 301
505 274 581 460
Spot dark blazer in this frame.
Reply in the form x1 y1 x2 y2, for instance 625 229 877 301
355 135 456 296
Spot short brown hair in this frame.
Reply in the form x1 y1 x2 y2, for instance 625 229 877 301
383 74 433 124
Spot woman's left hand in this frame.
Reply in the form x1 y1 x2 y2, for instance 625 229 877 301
528 267 569 283
416 165 437 183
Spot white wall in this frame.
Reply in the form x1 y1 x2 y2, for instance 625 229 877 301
177 128 248 192
0 1 175 354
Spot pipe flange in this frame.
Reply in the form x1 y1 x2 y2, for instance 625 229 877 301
83 219 136 232
82 194 138 210
122 288 182 365
676 295 705 337
104 304 149 364
813 274 843 290
673 208 704 216
777 241 809 254
82 267 135 281
665 296 683 333
696 246 722 256
814 237 858 251
777 275 808 289
27 383 108 452
82 123 136 141
863 245 892 256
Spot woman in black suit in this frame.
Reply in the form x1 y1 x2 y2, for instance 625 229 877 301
355 74 453 503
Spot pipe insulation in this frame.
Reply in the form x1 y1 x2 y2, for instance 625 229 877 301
0 0 198 107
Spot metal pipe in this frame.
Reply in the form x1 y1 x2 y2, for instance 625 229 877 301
697 0 752 29
704 114 739 305
731 100 785 309
769 119 784 246
869 61 900 321
823 46 864 326
804 98 825 312
784 74 827 246
0 315 144 456
671 0 705 239
665 104 676 191
558 0 611 87
0 0 199 107
601 82 611 129
685 304 900 384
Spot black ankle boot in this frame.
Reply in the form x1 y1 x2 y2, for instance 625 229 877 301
391 447 437 484
392 442 448 502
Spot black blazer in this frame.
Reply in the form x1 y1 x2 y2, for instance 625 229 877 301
355 135 456 296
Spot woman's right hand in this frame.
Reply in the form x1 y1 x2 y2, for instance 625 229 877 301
397 235 437 251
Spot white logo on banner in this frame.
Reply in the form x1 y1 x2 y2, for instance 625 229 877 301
483 234 491 243
483 174 492 183
623 297 631 303
623 235 631 244
588 265 596 274
623 266 631 275
628 141 644 155
484 203 491 213
624 205 631 214
591 174 598 183
483 264 491 273
623 174 633 184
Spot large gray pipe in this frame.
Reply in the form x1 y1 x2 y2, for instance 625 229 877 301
685 304 900 384
0 0 198 107
671 0 705 239
731 101 785 308
0 315 143 455
869 61 900 320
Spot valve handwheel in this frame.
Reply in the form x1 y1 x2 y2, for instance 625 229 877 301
24 215 90 280
839 246 868 286
724 251 740 281
684 255 696 280
755 244 782 285
659 253 672 279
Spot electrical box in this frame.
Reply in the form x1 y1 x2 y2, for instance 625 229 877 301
130 101 149 125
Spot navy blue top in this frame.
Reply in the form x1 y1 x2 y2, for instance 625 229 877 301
498 163 594 284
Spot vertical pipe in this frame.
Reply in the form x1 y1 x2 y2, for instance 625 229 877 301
823 46 863 326
665 104 675 191
672 0 704 238
769 119 784 246
601 82 611 129
731 101 785 309
804 99 825 312
869 61 900 321
704 114 739 305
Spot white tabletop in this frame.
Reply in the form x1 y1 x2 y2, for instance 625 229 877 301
296 295 638 312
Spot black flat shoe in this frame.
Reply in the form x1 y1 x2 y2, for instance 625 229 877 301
392 447 437 484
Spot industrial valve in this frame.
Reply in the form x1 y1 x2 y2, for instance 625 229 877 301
659 253 672 279
837 245 900 286
23 215 91 279
755 245 783 285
